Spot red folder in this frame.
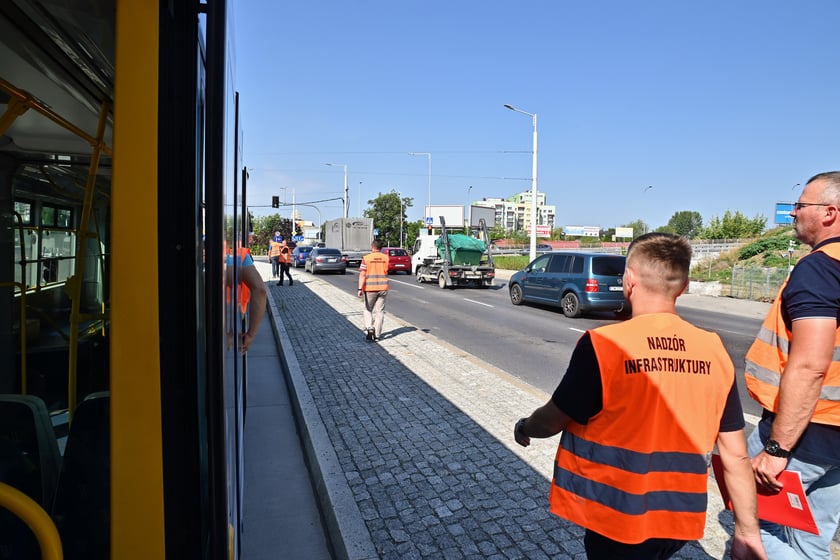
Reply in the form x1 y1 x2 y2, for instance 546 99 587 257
711 454 819 535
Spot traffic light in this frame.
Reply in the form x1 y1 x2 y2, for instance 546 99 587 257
295 221 303 236
427 225 433 235
271 196 279 208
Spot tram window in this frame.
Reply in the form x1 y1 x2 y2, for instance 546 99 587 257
57 209 72 228
14 201 32 224
40 205 73 228
41 207 55 226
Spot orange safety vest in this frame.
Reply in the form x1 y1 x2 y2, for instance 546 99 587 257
269 240 282 258
549 314 734 543
279 245 291 264
745 243 840 427
360 251 389 292
225 247 252 314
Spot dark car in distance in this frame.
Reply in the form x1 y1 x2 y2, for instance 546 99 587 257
382 247 411 274
292 245 314 268
508 251 628 318
304 247 347 274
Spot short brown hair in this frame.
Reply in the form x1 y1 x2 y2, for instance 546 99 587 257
626 233 691 297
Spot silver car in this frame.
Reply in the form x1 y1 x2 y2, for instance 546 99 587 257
305 247 347 275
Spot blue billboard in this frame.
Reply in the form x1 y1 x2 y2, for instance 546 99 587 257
775 202 794 225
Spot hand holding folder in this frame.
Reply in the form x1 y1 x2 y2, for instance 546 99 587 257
711 454 819 535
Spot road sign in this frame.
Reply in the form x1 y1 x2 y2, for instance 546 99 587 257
775 202 794 225
292 235 305 242
425 216 433 225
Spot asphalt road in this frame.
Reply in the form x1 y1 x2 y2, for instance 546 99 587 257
304 266 766 420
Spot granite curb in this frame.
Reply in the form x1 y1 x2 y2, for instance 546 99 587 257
267 286 379 560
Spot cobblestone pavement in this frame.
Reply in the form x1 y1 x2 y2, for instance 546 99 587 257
268 268 763 560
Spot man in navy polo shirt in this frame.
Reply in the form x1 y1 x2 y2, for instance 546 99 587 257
746 171 840 558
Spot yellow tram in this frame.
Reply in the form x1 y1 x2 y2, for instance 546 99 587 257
1 1 252 557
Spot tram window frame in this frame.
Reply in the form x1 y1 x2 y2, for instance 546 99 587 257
14 200 33 224
41 204 73 228
13 200 78 291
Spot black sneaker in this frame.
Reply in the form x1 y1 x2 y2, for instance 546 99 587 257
365 329 374 341
289 279 293 286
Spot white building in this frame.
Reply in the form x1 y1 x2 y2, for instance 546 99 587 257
472 191 555 233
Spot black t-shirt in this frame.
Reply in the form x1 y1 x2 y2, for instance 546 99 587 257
552 331 745 432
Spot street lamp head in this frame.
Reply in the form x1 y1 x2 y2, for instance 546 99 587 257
503 104 514 110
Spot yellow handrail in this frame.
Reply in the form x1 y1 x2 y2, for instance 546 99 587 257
0 77 113 157
0 482 63 560
68 100 110 422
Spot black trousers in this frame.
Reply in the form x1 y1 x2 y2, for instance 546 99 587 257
583 530 687 560
279 262 292 283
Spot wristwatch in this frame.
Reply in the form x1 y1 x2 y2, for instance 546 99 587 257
763 439 791 458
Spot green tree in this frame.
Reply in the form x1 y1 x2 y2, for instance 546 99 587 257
363 190 414 248
664 211 704 239
488 223 507 241
622 219 649 239
699 210 767 239
251 214 293 253
405 219 423 249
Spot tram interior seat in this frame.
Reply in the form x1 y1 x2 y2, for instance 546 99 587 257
51 391 110 560
0 394 62 558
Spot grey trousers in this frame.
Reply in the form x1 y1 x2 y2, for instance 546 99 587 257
362 291 388 337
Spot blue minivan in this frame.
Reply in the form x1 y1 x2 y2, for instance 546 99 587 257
508 251 628 318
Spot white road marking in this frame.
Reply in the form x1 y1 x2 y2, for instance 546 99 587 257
463 298 494 308
391 278 426 290
569 327 586 333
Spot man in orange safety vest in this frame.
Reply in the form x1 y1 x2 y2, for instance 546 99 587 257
514 233 765 560
357 239 389 342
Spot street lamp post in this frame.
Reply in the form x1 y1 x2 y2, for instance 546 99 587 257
466 185 472 228
398 192 404 248
325 163 349 219
409 152 432 220
504 104 538 262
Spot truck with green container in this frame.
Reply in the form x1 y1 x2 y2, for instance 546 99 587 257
412 216 495 288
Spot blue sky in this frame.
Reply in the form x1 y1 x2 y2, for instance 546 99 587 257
233 1 839 232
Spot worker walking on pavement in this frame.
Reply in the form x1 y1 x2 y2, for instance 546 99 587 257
277 239 293 286
358 239 389 341
268 232 282 279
